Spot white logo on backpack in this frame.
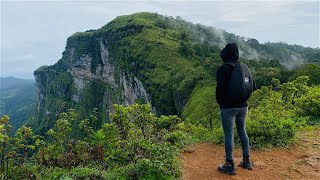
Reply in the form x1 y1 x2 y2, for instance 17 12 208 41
245 77 250 83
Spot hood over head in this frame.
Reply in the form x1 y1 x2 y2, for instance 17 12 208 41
220 43 239 62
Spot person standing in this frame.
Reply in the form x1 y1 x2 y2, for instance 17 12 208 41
216 43 256 175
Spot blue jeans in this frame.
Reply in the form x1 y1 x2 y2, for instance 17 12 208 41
220 107 250 162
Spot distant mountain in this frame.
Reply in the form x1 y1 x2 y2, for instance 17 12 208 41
0 77 36 132
0 76 34 89
28 12 320 135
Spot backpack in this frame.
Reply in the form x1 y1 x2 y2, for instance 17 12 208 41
224 62 254 104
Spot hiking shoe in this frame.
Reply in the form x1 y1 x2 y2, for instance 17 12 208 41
218 161 235 175
239 156 253 170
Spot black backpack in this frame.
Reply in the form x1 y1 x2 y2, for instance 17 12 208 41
224 62 254 104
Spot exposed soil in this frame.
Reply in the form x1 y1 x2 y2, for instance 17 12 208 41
181 127 320 180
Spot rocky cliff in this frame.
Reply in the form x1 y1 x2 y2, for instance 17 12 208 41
30 37 152 134
27 12 320 134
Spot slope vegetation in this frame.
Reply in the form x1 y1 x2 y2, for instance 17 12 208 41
0 77 35 132
29 12 320 134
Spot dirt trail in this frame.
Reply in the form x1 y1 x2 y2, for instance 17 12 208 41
181 128 320 180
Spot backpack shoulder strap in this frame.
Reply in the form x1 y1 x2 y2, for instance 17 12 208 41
224 62 236 67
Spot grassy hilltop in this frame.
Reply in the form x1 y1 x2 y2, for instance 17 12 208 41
1 12 319 179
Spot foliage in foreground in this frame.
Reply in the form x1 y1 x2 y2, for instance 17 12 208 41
0 104 199 179
182 75 319 147
1 75 319 179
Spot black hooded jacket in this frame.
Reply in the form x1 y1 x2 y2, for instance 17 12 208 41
216 43 256 109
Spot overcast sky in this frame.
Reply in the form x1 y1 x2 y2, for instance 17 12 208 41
1 0 319 79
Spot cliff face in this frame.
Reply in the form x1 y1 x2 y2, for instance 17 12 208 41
67 39 150 108
28 12 320 134
30 35 152 134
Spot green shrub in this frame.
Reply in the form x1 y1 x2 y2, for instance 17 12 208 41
211 77 312 147
2 103 192 179
296 85 320 117
177 120 213 142
246 87 307 147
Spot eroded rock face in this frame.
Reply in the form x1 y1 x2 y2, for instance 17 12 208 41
33 39 154 132
34 74 45 113
67 40 151 106
71 77 88 102
121 74 150 106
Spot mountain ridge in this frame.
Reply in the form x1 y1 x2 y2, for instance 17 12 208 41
26 12 320 134
0 76 35 89
0 77 35 132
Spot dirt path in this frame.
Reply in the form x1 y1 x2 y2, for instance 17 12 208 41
181 127 320 180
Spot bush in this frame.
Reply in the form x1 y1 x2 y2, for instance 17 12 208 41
212 77 313 147
177 120 213 142
246 84 308 147
1 103 192 179
296 85 320 117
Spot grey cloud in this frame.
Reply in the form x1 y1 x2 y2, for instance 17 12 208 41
1 1 319 79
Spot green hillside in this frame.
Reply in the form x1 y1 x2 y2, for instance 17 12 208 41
1 12 320 179
0 77 35 132
99 12 319 114
26 12 320 135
